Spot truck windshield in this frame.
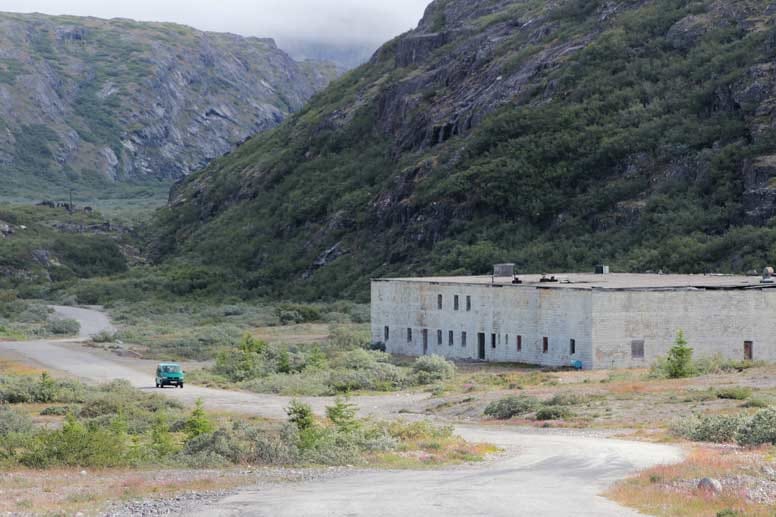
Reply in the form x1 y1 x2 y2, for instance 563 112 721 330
162 365 181 373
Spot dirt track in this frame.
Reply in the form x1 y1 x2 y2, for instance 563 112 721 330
0 306 683 516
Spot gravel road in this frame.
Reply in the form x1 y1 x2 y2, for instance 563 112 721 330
0 306 684 516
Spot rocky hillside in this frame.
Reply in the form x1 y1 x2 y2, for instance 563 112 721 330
0 12 338 196
154 0 776 300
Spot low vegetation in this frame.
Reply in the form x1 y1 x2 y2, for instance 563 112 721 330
190 334 456 396
0 365 485 471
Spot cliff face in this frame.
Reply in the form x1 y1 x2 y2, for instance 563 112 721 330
0 12 338 194
157 0 776 300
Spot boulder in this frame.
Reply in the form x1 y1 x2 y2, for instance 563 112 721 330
697 477 722 494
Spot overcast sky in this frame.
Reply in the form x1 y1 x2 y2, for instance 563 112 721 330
0 0 431 47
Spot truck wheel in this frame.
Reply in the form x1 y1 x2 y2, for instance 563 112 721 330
155 382 160 388
179 383 184 389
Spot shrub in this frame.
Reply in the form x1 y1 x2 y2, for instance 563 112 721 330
737 407 776 447
715 387 752 400
742 398 769 409
91 330 115 343
180 429 245 467
47 318 80 336
484 395 539 419
672 414 744 443
184 399 214 440
40 405 71 416
664 330 693 379
545 392 586 406
286 400 314 432
535 406 573 420
411 355 456 384
326 397 360 433
0 406 33 436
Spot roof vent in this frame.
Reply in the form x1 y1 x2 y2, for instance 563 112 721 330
762 266 775 284
595 265 610 275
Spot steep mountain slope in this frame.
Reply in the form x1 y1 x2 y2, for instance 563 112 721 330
0 12 338 196
155 0 776 300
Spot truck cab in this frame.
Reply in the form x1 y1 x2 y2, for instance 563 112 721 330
155 363 184 388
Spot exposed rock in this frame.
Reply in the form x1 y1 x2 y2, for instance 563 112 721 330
698 477 723 494
0 12 340 190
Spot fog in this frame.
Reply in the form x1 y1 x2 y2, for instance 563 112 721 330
1 0 431 64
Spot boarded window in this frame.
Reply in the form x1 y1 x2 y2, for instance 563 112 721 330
517 335 522 352
543 337 549 354
454 295 460 311
631 339 645 359
570 339 576 355
437 330 443 346
437 294 443 310
466 296 472 311
449 330 454 346
407 328 412 343
461 332 467 347
384 326 389 341
491 333 497 349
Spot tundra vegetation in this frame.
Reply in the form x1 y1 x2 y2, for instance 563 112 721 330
0 364 487 472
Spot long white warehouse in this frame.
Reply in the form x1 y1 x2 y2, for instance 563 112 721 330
370 269 776 369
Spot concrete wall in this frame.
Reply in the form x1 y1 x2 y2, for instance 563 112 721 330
371 280 594 368
591 289 776 369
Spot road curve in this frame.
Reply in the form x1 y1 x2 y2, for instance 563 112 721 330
0 306 683 517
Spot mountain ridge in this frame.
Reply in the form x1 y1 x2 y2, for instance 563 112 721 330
155 0 776 300
0 11 339 197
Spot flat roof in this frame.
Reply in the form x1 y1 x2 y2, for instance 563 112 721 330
375 273 775 291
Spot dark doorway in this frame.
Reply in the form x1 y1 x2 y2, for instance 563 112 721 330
744 341 753 361
422 329 429 355
478 333 486 360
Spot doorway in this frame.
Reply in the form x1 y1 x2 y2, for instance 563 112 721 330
744 341 753 361
478 333 486 360
422 329 429 355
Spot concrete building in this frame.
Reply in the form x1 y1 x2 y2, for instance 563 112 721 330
370 268 776 369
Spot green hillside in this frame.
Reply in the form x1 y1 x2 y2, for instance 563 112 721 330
154 0 776 301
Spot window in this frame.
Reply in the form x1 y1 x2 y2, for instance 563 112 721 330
384 326 389 341
437 294 443 310
461 332 467 347
491 333 497 349
744 341 753 361
466 296 471 311
449 330 454 346
631 339 645 359
407 328 413 343
543 337 549 354
437 330 443 346
516 335 522 352
570 339 576 355
505 334 509 346
454 295 460 311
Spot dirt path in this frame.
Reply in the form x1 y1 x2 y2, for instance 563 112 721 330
0 306 683 516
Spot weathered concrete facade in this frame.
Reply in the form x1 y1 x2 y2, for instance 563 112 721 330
371 273 776 369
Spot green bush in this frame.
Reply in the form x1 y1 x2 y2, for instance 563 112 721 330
672 414 745 443
411 355 456 384
47 318 81 336
484 395 540 419
535 406 573 420
737 408 776 447
664 331 694 379
0 406 33 436
545 392 587 406
715 387 752 400
184 399 214 440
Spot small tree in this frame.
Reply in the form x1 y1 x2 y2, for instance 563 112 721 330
150 414 178 457
665 330 694 378
326 397 360 433
184 399 214 440
286 400 314 432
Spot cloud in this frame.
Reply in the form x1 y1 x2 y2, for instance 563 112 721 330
0 0 431 46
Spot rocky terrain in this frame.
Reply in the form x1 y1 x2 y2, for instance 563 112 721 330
0 12 339 197
156 0 776 300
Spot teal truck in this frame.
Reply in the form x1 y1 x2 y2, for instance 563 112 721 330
155 363 185 388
